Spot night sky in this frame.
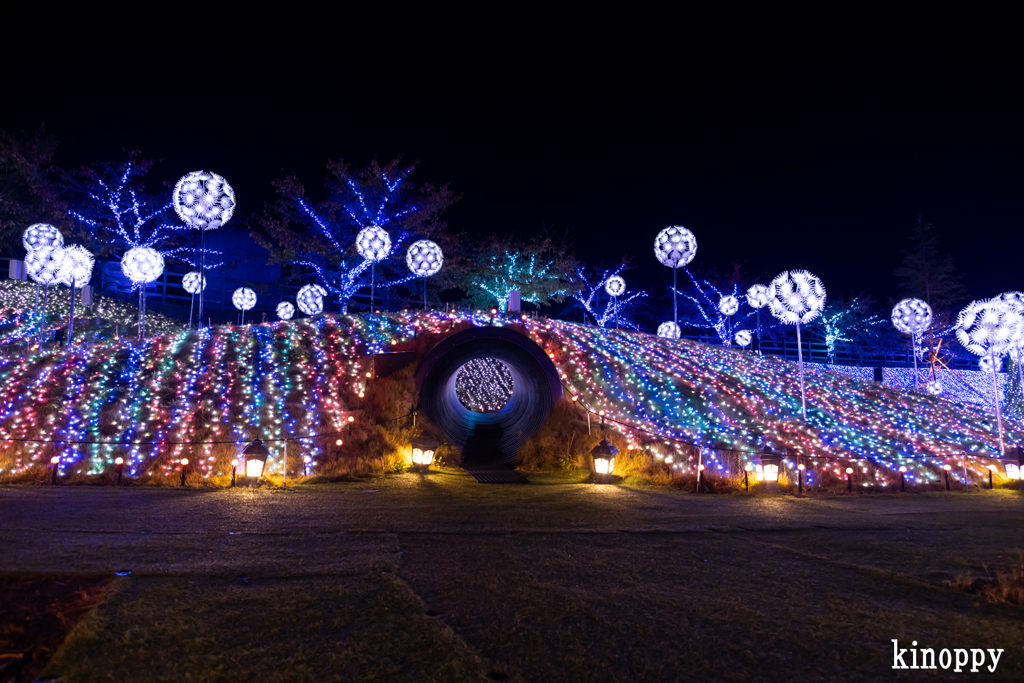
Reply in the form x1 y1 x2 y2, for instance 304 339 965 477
4 11 1022 307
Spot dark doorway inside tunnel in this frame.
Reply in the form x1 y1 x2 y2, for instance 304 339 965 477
415 326 563 467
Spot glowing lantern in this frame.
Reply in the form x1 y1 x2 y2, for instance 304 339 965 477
410 436 439 473
590 438 619 483
242 438 270 480
755 445 783 483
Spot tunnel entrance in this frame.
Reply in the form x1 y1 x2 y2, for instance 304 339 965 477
415 326 563 466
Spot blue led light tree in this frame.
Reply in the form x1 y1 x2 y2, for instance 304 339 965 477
464 235 572 312
671 269 751 345
254 158 457 312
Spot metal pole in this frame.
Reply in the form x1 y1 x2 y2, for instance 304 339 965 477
198 227 206 326
912 333 920 389
371 263 375 311
423 276 427 310
990 347 1005 455
138 289 143 339
962 450 968 491
796 322 807 420
67 275 76 347
189 293 194 330
283 438 288 488
673 266 677 329
40 284 49 342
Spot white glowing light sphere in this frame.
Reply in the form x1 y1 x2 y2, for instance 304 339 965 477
297 284 324 316
735 330 752 347
276 301 295 320
956 299 1023 357
997 291 1024 312
57 245 94 288
173 171 236 230
232 287 257 311
718 295 739 316
657 321 680 339
891 298 933 335
654 226 697 268
979 355 1002 373
406 240 443 277
26 246 66 285
120 247 164 284
182 272 206 294
767 270 827 325
926 379 943 396
356 226 391 262
605 275 626 297
746 284 769 309
23 223 63 252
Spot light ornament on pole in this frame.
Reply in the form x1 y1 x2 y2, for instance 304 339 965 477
925 379 943 396
767 270 826 421
232 287 257 325
241 438 270 481
356 226 391 262
182 272 206 294
297 284 324 316
718 295 739 316
406 240 443 308
654 226 697 330
657 321 681 339
57 246 94 289
746 283 770 352
892 298 933 389
173 171 235 329
410 436 439 473
604 275 626 330
276 301 295 320
718 294 739 347
120 247 164 285
23 223 64 252
173 171 236 231
735 330 752 347
955 298 1024 455
996 292 1024 406
979 356 1002 373
26 246 66 286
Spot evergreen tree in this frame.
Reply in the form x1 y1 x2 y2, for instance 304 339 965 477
0 126 68 257
894 216 965 314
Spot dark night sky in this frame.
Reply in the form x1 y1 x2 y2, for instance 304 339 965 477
4 9 1022 309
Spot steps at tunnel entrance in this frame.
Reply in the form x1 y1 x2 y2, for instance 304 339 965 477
461 426 529 483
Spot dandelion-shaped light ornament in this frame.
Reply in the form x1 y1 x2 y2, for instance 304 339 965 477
605 275 626 330
955 298 1024 454
181 272 206 330
120 247 164 339
297 284 324 316
23 223 63 252
174 171 236 325
891 298 932 389
735 330 752 348
56 245 93 347
925 379 943 396
657 321 681 339
654 226 697 329
746 284 770 351
718 295 739 347
276 301 295 321
997 291 1024 402
767 270 826 420
356 226 391 312
26 245 67 340
406 240 443 309
232 287 257 325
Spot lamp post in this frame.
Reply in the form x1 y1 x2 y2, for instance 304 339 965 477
845 466 853 494
242 438 270 484
1005 445 1023 489
115 456 124 485
50 455 59 485
899 465 907 493
410 436 439 473
697 463 706 493
180 458 189 487
302 455 312 477
943 464 952 491
744 463 752 491
230 459 238 487
797 463 805 495
987 465 996 490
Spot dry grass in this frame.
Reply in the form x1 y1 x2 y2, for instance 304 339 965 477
948 553 1024 606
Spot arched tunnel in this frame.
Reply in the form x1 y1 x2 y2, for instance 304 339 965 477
415 326 563 466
